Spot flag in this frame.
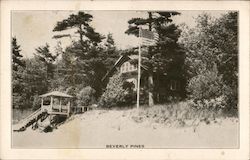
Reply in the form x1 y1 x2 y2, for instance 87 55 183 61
140 28 159 46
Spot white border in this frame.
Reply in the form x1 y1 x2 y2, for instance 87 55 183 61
1 1 249 159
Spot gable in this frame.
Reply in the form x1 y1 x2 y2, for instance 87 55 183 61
102 54 149 82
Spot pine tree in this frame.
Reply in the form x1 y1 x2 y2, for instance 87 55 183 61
12 37 25 108
12 37 25 71
34 43 58 90
53 11 104 55
52 12 118 98
125 12 185 105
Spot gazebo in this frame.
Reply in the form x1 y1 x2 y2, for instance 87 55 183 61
39 91 73 116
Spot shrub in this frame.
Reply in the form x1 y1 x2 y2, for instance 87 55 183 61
65 86 78 107
223 84 238 116
187 66 224 101
32 94 41 110
187 65 238 115
190 96 226 109
98 74 127 108
131 101 225 128
77 86 96 106
66 86 78 97
12 93 23 109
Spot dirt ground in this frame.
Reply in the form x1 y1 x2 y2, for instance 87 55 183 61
12 109 239 148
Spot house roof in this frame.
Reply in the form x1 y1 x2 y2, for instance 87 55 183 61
128 55 138 59
102 54 148 82
39 91 73 98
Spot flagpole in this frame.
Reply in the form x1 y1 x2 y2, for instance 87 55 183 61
136 27 141 109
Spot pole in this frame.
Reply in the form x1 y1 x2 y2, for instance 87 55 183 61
136 27 142 109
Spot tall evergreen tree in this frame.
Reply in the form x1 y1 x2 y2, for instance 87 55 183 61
12 37 25 71
102 33 119 72
34 43 58 90
53 11 104 54
125 12 185 105
12 37 25 108
52 12 118 98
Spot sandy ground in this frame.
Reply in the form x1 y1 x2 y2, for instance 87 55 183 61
12 109 239 148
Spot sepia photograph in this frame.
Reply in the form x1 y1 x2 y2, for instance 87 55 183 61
11 10 239 149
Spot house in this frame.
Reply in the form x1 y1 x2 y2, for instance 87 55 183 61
102 55 148 90
102 54 186 103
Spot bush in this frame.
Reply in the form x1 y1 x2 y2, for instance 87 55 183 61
190 96 226 109
98 74 127 108
66 86 78 97
32 94 41 110
65 86 79 107
131 101 225 128
187 67 224 101
13 93 23 109
77 86 96 106
187 66 228 116
187 65 238 115
223 84 238 116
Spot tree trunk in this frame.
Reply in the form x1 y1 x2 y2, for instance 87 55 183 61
148 73 154 106
148 12 154 106
78 25 85 49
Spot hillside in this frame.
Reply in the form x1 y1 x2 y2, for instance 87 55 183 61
12 108 238 148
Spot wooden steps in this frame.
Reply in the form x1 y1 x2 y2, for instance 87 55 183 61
13 108 46 132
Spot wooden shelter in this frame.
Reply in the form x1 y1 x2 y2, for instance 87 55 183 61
39 91 73 116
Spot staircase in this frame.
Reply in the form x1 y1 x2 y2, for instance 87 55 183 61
13 108 46 132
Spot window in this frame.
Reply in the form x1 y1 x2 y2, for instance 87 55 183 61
120 64 124 73
170 80 179 91
121 63 127 73
121 62 137 73
130 63 133 71
133 79 137 89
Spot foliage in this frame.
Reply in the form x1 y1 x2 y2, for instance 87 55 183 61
12 37 25 71
34 44 58 90
13 57 48 109
12 93 23 109
12 12 121 111
125 12 184 75
53 11 104 48
187 65 224 100
34 43 58 64
125 12 180 36
32 94 41 110
98 74 127 108
77 86 96 106
53 12 119 97
12 37 26 109
189 96 226 110
50 42 64 89
179 12 238 111
131 101 224 128
125 12 187 104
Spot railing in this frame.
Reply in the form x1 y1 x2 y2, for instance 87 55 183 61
42 104 70 115
17 108 42 124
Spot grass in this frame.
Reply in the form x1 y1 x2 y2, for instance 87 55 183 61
130 101 226 128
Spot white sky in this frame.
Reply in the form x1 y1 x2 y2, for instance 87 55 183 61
12 11 226 58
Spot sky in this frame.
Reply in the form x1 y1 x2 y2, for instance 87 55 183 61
12 11 227 58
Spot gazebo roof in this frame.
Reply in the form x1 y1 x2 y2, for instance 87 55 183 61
39 91 73 98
